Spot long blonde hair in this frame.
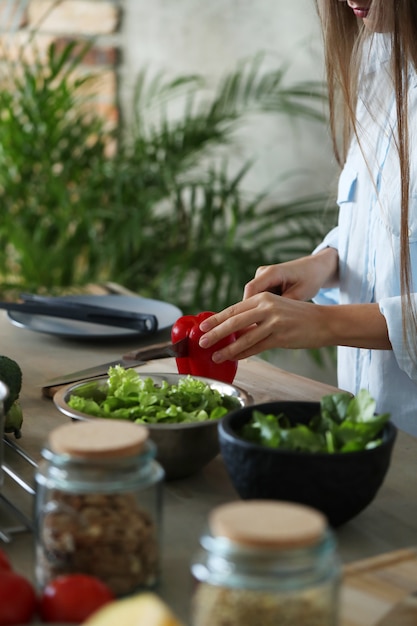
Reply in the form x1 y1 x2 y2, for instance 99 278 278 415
316 0 417 354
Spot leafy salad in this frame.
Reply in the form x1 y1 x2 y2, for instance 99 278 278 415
240 390 391 453
67 365 241 424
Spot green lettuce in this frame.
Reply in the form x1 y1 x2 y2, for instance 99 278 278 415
240 390 391 453
68 366 240 424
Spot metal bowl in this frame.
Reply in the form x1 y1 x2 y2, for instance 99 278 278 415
53 372 252 480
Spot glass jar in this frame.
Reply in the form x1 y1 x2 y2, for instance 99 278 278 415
34 419 164 597
191 500 340 626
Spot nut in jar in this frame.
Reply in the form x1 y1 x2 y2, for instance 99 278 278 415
35 419 164 597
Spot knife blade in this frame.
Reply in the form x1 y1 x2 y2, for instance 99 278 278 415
41 338 188 397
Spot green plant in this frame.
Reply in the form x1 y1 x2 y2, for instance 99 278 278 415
0 41 337 319
0 40 112 290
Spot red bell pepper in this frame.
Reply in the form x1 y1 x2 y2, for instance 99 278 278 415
171 311 238 383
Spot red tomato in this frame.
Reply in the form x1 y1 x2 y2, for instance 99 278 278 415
0 549 12 572
39 573 115 623
0 570 37 625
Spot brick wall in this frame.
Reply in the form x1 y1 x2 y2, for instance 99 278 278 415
0 0 122 123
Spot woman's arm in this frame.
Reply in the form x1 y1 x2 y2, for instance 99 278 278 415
198 297 391 363
315 302 392 350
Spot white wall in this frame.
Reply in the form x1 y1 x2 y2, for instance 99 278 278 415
121 0 323 77
120 0 338 195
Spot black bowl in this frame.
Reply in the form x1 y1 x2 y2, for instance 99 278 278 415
218 401 397 527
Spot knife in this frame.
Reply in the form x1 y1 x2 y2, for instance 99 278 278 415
1 299 158 333
41 338 188 397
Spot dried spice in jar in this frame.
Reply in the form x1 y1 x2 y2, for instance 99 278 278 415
191 500 341 626
34 419 164 597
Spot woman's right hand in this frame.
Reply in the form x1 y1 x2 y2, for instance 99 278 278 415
243 247 339 302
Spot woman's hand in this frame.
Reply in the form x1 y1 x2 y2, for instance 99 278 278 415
197 250 340 362
198 242 390 361
198 297 391 362
198 293 330 361
243 248 339 301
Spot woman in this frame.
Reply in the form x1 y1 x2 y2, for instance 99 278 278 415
198 1 417 436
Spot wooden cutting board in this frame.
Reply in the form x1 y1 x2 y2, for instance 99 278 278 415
341 548 417 625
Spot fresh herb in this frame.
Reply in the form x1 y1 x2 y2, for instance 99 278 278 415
240 390 390 453
67 365 240 424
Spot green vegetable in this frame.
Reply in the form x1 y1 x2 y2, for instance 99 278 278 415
0 355 22 413
67 365 240 424
4 400 23 439
240 390 391 453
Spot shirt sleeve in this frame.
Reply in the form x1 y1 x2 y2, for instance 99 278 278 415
311 227 340 306
379 296 417 381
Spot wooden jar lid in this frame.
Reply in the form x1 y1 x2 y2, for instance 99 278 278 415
48 419 149 459
209 500 327 549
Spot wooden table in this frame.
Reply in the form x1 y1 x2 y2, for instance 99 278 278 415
0 311 416 625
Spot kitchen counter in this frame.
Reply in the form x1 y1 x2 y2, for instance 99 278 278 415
0 311 416 624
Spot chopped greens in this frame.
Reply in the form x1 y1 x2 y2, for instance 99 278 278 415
240 390 391 453
67 365 241 425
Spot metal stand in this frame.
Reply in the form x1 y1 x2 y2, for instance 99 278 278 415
0 436 36 542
